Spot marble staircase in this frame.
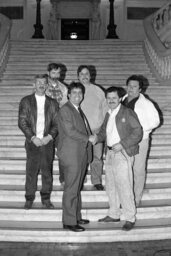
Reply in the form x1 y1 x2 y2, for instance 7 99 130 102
0 39 171 242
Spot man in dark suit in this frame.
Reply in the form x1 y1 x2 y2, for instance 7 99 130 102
57 82 93 232
18 74 59 210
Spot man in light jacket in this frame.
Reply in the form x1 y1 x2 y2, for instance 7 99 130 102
122 75 160 206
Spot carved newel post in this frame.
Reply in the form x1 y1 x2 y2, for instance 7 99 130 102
32 0 44 38
106 0 118 39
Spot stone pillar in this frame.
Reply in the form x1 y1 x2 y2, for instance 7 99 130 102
106 0 118 39
32 0 44 38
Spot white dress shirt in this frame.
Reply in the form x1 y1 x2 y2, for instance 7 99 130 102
35 94 45 139
106 104 121 147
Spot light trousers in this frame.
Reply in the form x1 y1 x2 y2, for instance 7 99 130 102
133 138 149 206
90 142 103 185
105 149 136 223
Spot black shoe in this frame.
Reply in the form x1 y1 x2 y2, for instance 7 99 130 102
78 219 90 225
122 221 135 231
98 216 120 222
94 184 104 190
42 200 54 209
24 200 33 210
63 224 85 232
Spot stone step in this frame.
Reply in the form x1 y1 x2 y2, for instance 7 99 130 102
1 220 171 243
0 188 171 203
2 74 154 81
0 80 159 87
0 206 171 222
0 145 170 158
5 65 149 71
0 135 170 146
10 40 143 47
0 158 170 172
9 49 145 54
0 172 170 188
3 70 152 76
0 157 170 172
0 126 169 135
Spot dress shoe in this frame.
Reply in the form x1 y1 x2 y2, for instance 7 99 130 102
63 224 85 232
42 200 54 209
78 219 90 225
122 221 135 231
94 184 104 190
98 216 120 222
24 200 33 210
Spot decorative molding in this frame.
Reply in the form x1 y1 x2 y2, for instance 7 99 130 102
48 0 101 40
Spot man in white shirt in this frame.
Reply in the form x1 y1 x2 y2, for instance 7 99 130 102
18 74 59 210
122 75 160 206
94 86 142 231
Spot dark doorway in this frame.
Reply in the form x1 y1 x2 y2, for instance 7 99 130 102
61 19 89 40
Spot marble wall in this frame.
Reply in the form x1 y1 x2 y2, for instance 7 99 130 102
0 0 168 40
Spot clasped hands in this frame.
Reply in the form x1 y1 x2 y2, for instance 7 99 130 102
32 134 52 147
89 134 97 145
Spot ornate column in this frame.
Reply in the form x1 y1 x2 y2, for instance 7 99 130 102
106 0 118 39
32 0 44 39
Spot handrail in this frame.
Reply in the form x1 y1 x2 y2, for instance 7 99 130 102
143 2 171 81
0 14 12 77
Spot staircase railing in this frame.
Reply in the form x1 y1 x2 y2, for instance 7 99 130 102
143 2 171 82
0 14 12 77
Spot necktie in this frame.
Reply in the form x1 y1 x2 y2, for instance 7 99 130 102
78 107 88 134
78 107 85 121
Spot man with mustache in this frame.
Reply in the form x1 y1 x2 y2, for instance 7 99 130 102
46 63 68 185
46 63 68 108
77 65 107 191
93 86 142 231
18 74 59 210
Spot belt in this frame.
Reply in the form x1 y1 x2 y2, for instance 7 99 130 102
107 146 113 150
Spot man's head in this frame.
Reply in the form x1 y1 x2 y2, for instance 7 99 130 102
77 65 91 86
34 74 48 96
47 63 61 81
105 87 122 111
126 75 143 99
68 82 85 107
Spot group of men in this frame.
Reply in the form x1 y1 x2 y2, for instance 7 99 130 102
18 63 160 232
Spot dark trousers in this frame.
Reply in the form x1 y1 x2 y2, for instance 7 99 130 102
25 140 54 202
61 152 88 225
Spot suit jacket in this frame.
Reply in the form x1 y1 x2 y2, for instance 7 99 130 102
97 104 143 157
57 101 92 164
18 93 59 141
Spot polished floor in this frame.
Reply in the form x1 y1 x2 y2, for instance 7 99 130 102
0 240 171 256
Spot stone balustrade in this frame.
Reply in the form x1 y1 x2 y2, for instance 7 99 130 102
0 14 11 78
143 2 171 81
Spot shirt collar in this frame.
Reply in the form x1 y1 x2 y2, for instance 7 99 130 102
108 103 121 116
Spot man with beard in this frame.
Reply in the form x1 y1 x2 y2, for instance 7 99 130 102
46 63 68 108
46 63 68 185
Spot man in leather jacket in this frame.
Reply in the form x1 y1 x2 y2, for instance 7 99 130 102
18 74 59 210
